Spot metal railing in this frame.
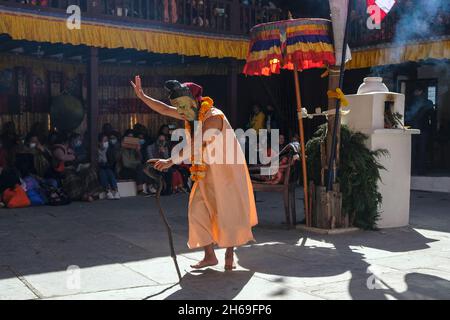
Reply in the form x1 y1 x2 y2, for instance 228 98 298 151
1 0 283 35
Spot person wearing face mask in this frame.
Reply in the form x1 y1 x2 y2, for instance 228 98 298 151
24 133 50 178
70 133 89 165
147 134 170 160
107 133 121 174
109 136 119 147
98 134 120 200
51 133 100 202
118 129 150 194
101 123 120 140
137 133 149 160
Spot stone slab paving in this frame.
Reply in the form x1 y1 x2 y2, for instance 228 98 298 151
0 190 449 300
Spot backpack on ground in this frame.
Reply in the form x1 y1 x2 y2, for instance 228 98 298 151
42 183 71 206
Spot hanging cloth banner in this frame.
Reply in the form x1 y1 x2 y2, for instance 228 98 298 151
329 0 352 66
0 8 248 60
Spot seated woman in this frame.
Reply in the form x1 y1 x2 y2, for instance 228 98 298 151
98 134 120 200
24 133 51 178
107 132 122 174
250 152 291 184
250 140 299 185
51 133 100 202
117 130 150 194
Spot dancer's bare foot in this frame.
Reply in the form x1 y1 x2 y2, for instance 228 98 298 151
225 248 236 271
190 257 219 269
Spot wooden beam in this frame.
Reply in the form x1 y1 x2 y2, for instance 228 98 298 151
0 41 24 53
98 48 149 63
87 47 99 166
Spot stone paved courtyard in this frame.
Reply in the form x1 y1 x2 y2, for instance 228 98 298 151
1 190 450 300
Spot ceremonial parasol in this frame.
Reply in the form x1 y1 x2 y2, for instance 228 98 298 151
243 18 337 225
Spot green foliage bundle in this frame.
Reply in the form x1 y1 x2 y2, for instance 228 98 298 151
306 124 388 230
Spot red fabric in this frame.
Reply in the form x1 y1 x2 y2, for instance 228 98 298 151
172 170 184 188
243 51 336 76
183 82 203 102
54 161 65 173
3 185 31 209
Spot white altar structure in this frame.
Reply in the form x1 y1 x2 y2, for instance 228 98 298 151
343 88 419 228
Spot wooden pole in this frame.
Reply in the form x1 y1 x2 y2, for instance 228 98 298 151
326 66 341 173
293 65 310 226
87 47 99 166
326 0 352 191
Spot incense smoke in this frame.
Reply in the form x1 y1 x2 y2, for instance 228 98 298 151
390 0 448 62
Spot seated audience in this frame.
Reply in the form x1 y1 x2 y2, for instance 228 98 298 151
51 133 100 202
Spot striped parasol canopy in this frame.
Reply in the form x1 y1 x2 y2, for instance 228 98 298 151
243 18 337 76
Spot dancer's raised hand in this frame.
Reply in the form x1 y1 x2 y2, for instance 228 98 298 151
130 75 183 120
131 75 145 100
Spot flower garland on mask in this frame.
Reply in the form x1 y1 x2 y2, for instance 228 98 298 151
184 97 213 181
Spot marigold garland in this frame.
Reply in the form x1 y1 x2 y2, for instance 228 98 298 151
184 97 213 181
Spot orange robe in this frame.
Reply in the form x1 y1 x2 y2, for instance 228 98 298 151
187 107 258 249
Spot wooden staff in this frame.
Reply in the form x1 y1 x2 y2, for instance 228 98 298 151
293 64 310 226
144 163 182 282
